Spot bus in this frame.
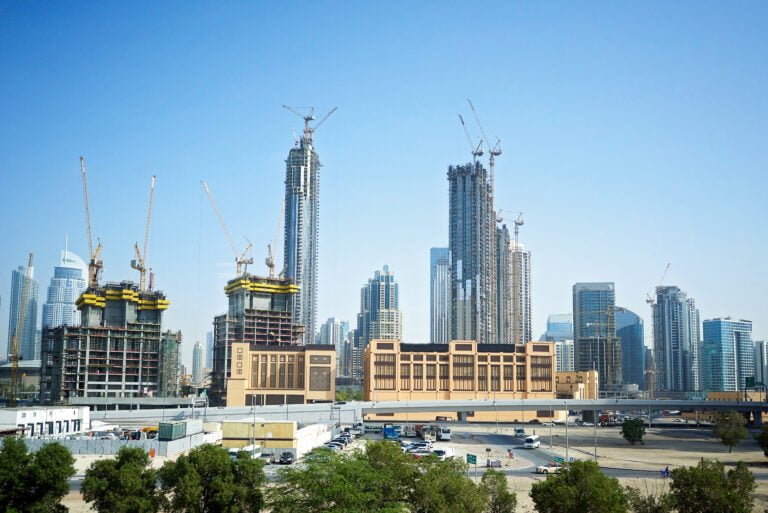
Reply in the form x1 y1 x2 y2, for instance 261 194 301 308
437 427 452 441
524 435 541 449
229 445 261 460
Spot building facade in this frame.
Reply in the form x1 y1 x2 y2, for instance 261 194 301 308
542 314 573 342
755 341 768 386
448 162 496 345
210 275 304 404
701 318 754 392
7 261 39 361
224 342 335 406
42 250 87 331
430 248 451 344
509 240 532 345
652 286 700 393
319 317 349 377
554 339 575 372
554 370 599 400
352 266 402 380
615 307 645 389
40 281 179 402
496 226 511 344
192 341 203 385
572 282 621 391
363 339 556 422
283 124 322 345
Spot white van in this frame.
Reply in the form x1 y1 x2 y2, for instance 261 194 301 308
229 444 261 460
524 435 541 449
437 427 452 441
514 427 526 439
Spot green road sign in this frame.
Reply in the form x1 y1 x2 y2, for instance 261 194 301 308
554 456 564 464
466 454 477 465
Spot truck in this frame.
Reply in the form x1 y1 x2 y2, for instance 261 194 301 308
383 425 400 440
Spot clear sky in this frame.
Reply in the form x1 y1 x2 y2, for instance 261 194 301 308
1 1 766 368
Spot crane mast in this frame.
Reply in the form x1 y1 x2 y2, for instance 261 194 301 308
201 180 253 275
80 157 103 288
282 105 338 146
131 175 156 291
9 252 34 407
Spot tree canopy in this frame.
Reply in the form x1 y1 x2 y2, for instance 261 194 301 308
713 411 748 453
481 468 517 513
529 459 627 513
0 437 75 513
620 418 646 445
668 459 755 513
81 446 160 513
158 443 265 513
753 424 768 458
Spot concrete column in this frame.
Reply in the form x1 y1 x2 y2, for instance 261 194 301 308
754 410 763 427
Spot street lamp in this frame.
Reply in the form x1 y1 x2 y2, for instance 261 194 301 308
564 399 569 463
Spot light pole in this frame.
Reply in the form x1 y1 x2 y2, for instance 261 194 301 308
593 400 598 462
564 399 569 463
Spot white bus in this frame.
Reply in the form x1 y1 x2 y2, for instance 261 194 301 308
229 444 261 460
524 435 541 449
437 427 452 441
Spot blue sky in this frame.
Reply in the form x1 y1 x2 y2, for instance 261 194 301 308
1 1 766 368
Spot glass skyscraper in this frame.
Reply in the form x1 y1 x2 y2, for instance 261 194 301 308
755 340 768 386
615 307 645 389
572 282 621 391
353 266 402 379
543 314 573 342
702 318 754 392
448 161 496 345
430 248 451 344
42 250 87 330
192 340 203 385
652 286 700 393
7 260 39 361
283 122 322 345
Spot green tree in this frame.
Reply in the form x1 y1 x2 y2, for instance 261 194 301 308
411 457 487 513
335 388 363 402
624 486 671 513
668 459 755 513
621 418 646 445
713 411 748 453
158 443 265 513
530 459 628 513
753 424 768 458
81 446 159 513
481 468 517 513
0 437 75 513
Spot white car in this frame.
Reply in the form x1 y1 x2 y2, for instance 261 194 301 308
536 464 562 474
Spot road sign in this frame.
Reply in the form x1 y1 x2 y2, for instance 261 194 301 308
554 456 564 464
466 454 477 465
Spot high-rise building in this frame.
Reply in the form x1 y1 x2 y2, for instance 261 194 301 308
205 331 214 368
448 161 496 345
342 328 356 379
283 119 324 345
319 317 349 377
496 226 511 344
755 341 768 386
652 286 700 393
572 282 621 391
555 339 575 372
352 266 402 379
509 239 532 344
7 260 39 361
615 307 645 389
542 314 574 342
210 274 304 404
42 249 87 329
701 318 754 392
192 341 203 385
430 248 451 344
40 281 180 401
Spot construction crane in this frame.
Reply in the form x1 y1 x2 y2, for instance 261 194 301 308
458 114 484 161
201 180 253 276
512 213 524 345
266 200 285 279
9 253 33 407
282 105 338 146
467 99 502 192
80 157 103 289
131 175 156 291
645 263 671 306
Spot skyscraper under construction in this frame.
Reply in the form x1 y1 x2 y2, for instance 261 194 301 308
448 161 497 345
282 106 335 344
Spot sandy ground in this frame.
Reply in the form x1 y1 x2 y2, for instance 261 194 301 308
62 424 768 512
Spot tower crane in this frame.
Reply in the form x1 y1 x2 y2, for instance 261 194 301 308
80 157 103 289
9 253 33 407
266 199 285 279
131 175 156 291
282 105 338 145
201 180 253 276
467 99 502 193
645 263 671 306
458 114 484 161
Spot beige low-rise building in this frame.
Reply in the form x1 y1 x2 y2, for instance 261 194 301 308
555 370 599 400
221 419 332 458
364 339 560 422
225 342 336 406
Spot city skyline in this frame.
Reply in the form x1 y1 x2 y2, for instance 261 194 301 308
1 2 766 369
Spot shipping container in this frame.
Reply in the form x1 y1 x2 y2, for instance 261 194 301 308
158 421 186 441
184 419 203 436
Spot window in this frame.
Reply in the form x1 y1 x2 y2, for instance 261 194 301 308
439 364 450 390
452 355 475 391
413 364 423 390
374 354 396 390
491 365 501 392
426 364 436 390
400 363 410 390
478 365 488 391
503 365 514 391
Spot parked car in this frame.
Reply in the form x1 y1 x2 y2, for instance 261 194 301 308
410 450 434 459
581 421 594 427
323 444 342 451
514 428 526 439
325 441 345 450
536 464 562 474
259 453 275 464
332 437 350 447
431 447 455 461
278 452 295 465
